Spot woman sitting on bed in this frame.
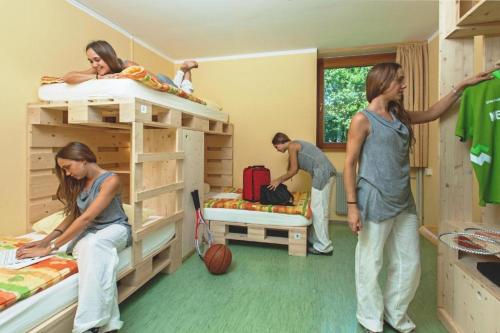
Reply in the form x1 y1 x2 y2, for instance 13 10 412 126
269 133 336 256
63 40 198 94
17 142 131 333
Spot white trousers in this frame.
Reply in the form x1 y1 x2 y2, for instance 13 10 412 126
355 210 420 333
308 177 334 253
173 70 194 94
72 224 128 333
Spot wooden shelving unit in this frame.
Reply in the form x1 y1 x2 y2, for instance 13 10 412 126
446 0 500 39
437 1 500 332
457 0 500 26
204 133 234 192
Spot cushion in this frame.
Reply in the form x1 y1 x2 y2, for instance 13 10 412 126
32 211 65 234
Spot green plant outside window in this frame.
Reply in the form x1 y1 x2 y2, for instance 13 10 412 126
323 66 371 143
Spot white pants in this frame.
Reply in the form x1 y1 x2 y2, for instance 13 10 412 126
173 70 194 94
355 211 420 333
72 224 128 333
308 177 334 253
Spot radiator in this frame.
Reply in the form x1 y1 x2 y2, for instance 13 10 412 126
335 172 348 216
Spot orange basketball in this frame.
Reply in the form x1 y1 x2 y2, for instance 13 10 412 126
204 244 232 275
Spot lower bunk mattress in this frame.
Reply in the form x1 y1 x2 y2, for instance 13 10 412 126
203 191 312 226
0 223 175 333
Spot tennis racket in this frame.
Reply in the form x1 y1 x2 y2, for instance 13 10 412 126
439 228 500 256
191 189 213 260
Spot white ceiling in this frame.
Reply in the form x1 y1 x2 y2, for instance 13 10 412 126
72 0 438 61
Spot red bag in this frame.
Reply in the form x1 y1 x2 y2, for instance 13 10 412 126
243 166 270 202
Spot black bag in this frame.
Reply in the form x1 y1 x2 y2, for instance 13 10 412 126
259 184 294 206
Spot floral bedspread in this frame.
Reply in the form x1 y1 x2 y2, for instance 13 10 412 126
204 188 312 219
40 65 207 105
0 237 78 311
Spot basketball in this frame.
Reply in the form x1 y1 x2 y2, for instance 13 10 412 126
204 244 232 275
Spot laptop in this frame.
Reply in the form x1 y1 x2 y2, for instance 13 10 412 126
0 249 54 269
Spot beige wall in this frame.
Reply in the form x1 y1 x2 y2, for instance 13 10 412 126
190 54 348 220
2 0 173 235
192 54 317 191
423 35 440 230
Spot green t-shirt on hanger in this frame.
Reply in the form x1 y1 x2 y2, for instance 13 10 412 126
455 77 500 206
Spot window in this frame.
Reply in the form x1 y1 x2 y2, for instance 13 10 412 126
316 53 396 150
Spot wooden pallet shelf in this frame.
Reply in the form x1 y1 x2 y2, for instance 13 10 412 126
446 0 500 39
210 220 308 257
28 98 226 132
457 0 500 26
204 133 233 191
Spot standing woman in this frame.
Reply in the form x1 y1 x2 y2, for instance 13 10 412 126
270 133 336 255
63 40 198 94
17 142 132 333
344 62 493 333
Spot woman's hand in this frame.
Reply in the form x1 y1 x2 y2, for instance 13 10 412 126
455 67 499 92
347 206 362 234
99 73 121 79
17 239 48 252
267 178 281 191
16 245 51 259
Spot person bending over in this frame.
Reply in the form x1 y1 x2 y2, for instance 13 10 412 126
63 40 198 94
270 133 336 255
17 142 132 333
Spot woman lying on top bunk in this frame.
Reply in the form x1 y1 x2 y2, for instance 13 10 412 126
17 142 131 333
63 40 198 94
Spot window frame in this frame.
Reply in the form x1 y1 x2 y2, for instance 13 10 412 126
316 53 396 150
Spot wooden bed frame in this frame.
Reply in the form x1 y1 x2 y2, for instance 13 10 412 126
210 220 308 257
23 97 233 332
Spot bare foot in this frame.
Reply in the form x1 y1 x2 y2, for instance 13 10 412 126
181 60 198 72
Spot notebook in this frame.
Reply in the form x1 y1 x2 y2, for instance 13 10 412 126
0 249 54 269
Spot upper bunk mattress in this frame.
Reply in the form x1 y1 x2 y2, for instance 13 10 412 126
38 79 228 123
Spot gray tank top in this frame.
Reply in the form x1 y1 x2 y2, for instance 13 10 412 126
295 140 336 190
66 172 132 254
357 110 416 223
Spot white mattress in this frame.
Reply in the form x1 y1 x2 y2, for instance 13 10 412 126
38 79 228 123
204 193 311 227
0 223 176 333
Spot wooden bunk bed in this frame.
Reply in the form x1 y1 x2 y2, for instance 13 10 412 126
0 80 233 332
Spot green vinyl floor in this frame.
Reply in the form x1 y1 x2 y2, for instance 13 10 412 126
120 223 447 333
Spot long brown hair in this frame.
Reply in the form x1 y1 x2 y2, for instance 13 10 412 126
55 142 97 220
365 62 415 146
86 40 124 74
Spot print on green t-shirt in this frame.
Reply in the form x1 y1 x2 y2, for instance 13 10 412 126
455 78 500 206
